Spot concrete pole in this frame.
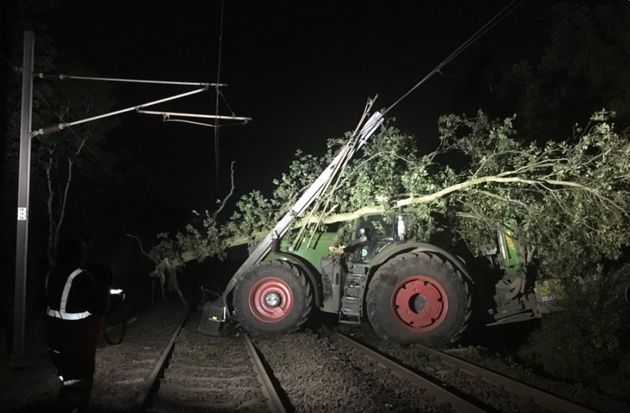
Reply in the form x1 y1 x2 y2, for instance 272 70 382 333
12 31 34 365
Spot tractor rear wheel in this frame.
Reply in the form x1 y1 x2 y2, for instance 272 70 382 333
233 261 313 335
366 251 471 348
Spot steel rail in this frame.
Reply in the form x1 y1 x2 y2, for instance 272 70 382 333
243 334 288 413
415 343 596 413
133 312 189 412
333 332 487 413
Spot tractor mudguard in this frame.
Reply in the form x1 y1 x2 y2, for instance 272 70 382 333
268 251 324 307
370 242 474 284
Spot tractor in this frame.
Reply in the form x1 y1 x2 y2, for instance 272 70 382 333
227 214 559 347
200 110 560 347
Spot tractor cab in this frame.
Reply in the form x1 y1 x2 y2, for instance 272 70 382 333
348 213 414 264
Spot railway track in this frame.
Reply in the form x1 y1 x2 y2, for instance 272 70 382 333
333 331 596 413
139 320 479 413
142 319 288 413
90 305 608 412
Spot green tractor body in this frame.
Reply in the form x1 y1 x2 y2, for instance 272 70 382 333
227 212 561 347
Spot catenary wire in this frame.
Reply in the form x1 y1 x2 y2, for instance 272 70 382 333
214 0 226 189
383 0 525 115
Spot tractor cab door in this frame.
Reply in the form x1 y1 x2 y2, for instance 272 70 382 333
338 213 413 324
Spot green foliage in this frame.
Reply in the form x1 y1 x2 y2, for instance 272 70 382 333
149 210 226 269
271 150 326 214
438 110 630 281
224 191 274 240
519 265 630 390
151 111 630 286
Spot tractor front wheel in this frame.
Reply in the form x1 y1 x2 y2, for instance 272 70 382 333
366 251 471 348
233 261 313 335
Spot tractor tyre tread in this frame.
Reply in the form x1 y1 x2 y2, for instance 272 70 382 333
233 260 313 336
366 251 471 348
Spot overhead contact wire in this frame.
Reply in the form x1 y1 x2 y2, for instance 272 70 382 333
214 0 226 190
383 0 524 115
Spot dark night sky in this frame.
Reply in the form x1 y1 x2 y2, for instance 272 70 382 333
32 0 549 232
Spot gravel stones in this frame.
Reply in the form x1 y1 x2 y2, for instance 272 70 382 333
254 330 451 412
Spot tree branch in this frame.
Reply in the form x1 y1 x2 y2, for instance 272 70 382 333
126 234 156 263
53 157 74 252
215 161 236 216
45 152 55 266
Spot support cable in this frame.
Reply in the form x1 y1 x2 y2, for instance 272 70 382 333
383 0 524 115
32 73 223 87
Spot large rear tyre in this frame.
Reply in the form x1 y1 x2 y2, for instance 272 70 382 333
233 261 313 335
366 251 471 348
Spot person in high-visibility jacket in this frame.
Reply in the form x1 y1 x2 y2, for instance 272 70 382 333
45 235 109 412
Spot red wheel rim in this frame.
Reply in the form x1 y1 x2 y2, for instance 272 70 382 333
248 277 294 323
392 275 448 332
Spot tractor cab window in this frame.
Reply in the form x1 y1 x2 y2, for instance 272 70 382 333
351 214 413 263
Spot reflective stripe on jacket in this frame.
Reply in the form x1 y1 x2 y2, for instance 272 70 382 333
46 268 92 320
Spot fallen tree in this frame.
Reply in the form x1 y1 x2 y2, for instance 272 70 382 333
147 110 630 287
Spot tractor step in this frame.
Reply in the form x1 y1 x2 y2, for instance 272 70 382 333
339 308 362 324
339 317 361 325
339 270 368 325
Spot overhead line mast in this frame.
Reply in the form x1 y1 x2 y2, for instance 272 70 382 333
12 31 251 363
